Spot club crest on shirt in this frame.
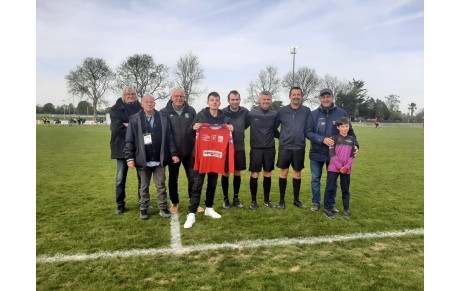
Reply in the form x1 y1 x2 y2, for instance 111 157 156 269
185 113 189 118
212 134 216 141
218 135 223 143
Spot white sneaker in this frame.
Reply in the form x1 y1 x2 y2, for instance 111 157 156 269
184 213 196 229
204 207 221 219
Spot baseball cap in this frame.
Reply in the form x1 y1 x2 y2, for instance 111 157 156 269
320 89 333 96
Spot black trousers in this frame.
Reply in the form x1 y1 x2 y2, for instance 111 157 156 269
167 155 195 204
189 171 218 213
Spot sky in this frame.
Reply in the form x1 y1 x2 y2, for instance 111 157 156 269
36 0 424 112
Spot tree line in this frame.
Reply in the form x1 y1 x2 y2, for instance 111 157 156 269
37 52 423 122
246 65 423 123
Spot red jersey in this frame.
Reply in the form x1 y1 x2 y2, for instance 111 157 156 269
194 124 234 174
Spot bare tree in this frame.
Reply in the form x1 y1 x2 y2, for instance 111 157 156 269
321 74 349 96
173 51 205 104
283 66 321 107
246 65 282 107
408 102 417 122
65 57 114 121
115 54 169 101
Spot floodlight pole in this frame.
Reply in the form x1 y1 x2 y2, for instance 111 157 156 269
289 46 300 88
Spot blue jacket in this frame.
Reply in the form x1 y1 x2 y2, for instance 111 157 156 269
306 103 359 163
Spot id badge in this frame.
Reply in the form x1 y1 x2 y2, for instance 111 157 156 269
143 133 152 145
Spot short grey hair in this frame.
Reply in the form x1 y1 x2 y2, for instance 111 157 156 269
260 90 272 97
142 94 155 101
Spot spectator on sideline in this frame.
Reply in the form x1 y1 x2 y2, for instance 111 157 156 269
275 87 311 210
248 91 279 210
221 90 250 209
184 92 233 229
323 117 357 220
374 118 379 128
160 89 197 214
110 87 142 214
124 95 179 220
305 88 359 213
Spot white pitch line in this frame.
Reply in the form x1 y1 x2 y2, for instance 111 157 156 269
36 227 423 263
170 213 183 250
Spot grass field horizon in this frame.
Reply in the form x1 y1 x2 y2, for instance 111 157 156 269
36 125 424 290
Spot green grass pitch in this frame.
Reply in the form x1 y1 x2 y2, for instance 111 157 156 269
36 124 424 290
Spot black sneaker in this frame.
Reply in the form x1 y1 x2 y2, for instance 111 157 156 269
263 201 277 209
223 199 230 209
293 200 307 209
250 201 258 211
343 210 350 219
159 209 171 218
140 209 148 220
115 205 125 214
278 201 285 210
233 198 243 208
323 209 335 219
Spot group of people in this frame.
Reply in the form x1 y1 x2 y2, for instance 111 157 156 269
110 86 359 229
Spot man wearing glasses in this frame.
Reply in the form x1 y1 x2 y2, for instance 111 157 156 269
160 89 197 213
110 87 142 214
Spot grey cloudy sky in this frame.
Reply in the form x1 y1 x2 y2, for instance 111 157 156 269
36 0 424 111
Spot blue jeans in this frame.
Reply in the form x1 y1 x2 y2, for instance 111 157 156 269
310 160 337 206
115 159 141 206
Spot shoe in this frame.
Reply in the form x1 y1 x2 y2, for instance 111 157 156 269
331 206 340 213
115 205 125 214
343 210 350 219
148 205 154 210
250 201 258 211
197 206 204 213
170 204 179 214
159 209 171 218
233 198 243 208
184 213 196 228
223 199 230 210
204 207 221 218
263 201 277 209
293 200 307 209
310 204 320 212
140 209 149 220
278 201 285 210
323 209 335 219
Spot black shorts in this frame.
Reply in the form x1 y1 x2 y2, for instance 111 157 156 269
276 148 305 171
249 147 275 173
233 149 247 171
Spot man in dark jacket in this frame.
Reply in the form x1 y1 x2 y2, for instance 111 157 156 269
221 90 250 209
124 95 179 220
275 87 311 210
248 91 279 210
160 89 196 214
305 88 359 213
110 87 142 214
